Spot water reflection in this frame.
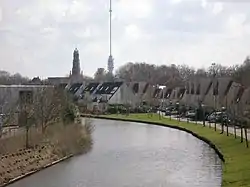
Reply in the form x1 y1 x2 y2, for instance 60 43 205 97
9 119 222 187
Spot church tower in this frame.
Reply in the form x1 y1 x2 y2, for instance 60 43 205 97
69 48 83 84
72 48 81 76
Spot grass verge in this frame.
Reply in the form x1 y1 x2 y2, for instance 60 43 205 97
98 113 250 187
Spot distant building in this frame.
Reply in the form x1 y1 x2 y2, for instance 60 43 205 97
29 77 43 85
68 81 138 111
0 84 53 125
47 48 84 87
47 77 69 86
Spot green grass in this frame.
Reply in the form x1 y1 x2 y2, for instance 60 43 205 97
103 113 250 187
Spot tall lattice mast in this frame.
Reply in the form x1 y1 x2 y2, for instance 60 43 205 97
107 0 114 74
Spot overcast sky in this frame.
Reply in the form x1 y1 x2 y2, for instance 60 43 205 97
0 0 250 78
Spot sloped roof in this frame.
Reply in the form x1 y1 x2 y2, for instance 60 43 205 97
185 83 190 94
236 86 245 103
164 88 173 98
93 97 98 102
205 81 213 95
132 83 139 93
68 83 83 94
83 82 100 94
178 88 186 98
224 80 233 96
213 80 219 96
191 82 195 94
143 83 149 94
95 82 123 95
218 77 232 97
153 88 161 98
196 83 201 95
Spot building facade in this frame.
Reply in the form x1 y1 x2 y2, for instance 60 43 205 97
47 48 84 86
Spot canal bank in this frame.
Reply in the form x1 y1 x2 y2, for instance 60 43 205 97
82 114 250 187
0 153 73 187
0 119 93 187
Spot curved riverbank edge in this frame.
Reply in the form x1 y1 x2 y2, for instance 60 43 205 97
82 114 225 163
0 154 73 187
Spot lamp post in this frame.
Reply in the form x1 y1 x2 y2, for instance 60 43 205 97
169 100 172 120
232 84 243 138
176 102 180 122
162 87 166 118
220 106 226 134
211 63 217 131
201 103 205 127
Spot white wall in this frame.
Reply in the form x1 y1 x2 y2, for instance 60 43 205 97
109 83 137 107
0 85 53 113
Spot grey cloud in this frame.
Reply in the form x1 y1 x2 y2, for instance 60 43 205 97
0 0 250 77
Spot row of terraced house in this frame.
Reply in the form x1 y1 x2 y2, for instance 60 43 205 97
67 77 250 114
0 76 249 115
163 77 249 115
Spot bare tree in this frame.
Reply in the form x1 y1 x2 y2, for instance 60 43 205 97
33 87 63 133
177 64 195 81
195 68 208 77
0 89 14 137
232 56 250 86
0 70 30 85
94 68 107 82
78 91 92 113
18 91 36 148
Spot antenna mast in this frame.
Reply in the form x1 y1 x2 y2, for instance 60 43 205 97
109 0 112 56
107 0 114 75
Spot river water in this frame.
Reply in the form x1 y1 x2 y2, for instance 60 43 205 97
9 119 222 187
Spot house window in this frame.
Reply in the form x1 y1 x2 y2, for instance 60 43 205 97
110 87 118 94
133 83 139 93
19 90 33 104
143 83 149 94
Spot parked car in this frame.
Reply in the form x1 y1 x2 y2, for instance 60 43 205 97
171 110 178 115
207 111 233 125
185 110 196 119
207 112 217 122
165 110 171 116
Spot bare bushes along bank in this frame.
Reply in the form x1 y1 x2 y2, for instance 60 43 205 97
0 87 93 186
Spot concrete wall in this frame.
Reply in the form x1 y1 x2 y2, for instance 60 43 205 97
0 85 53 113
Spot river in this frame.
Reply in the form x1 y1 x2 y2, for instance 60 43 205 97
9 119 222 187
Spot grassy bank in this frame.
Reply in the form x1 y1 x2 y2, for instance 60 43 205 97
101 114 250 187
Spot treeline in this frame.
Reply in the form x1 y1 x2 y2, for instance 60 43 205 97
0 70 30 85
2 55 250 87
93 56 250 88
114 56 250 87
